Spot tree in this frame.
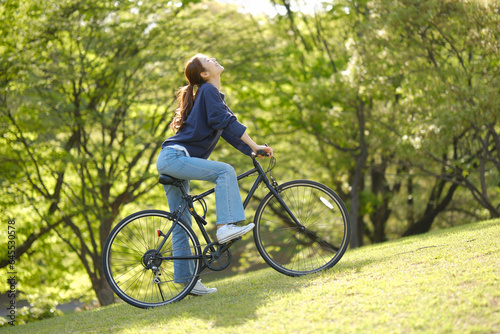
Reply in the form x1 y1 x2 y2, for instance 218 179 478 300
373 0 500 227
263 0 398 247
2 0 498 308
0 0 287 305
0 0 203 305
265 0 499 244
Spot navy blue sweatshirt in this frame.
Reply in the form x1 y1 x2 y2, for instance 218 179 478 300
162 83 253 159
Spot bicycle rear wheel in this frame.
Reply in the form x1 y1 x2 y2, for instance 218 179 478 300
102 210 201 308
254 180 350 276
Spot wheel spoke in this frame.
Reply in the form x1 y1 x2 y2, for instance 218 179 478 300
103 211 201 308
255 181 350 276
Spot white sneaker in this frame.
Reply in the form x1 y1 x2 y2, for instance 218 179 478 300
216 223 255 244
189 279 217 296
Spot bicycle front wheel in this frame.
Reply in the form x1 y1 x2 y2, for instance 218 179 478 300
254 180 350 276
102 210 201 308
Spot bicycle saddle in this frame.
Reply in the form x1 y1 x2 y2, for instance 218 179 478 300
158 174 183 185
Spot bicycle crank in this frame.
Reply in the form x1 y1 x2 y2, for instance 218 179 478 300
202 241 232 271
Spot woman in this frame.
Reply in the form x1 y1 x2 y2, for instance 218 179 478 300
156 54 273 295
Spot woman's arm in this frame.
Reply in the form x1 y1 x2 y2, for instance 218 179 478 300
240 132 273 157
221 131 253 156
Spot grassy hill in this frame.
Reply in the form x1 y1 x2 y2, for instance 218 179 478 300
2 220 499 333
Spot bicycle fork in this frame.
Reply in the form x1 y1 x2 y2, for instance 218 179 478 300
262 177 305 231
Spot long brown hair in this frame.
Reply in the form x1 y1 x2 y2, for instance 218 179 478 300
170 55 206 132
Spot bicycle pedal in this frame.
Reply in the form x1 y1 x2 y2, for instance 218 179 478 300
229 236 242 243
217 236 242 246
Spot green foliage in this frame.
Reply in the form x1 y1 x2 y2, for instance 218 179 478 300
1 0 498 310
0 0 217 305
259 0 499 246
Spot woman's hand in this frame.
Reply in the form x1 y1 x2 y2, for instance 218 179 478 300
254 145 273 159
240 132 273 158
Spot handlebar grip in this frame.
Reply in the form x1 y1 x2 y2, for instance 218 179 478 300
256 149 270 157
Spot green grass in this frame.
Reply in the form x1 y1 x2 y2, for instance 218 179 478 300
3 220 499 333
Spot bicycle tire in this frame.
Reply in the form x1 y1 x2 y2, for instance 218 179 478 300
102 210 201 308
253 180 350 276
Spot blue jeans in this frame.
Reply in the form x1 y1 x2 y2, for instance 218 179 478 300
156 147 246 282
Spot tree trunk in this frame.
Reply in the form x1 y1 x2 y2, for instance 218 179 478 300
350 99 369 248
349 180 362 248
93 276 115 306
407 174 415 224
403 181 459 237
95 216 116 306
369 158 394 243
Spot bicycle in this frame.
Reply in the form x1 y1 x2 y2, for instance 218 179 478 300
102 151 350 308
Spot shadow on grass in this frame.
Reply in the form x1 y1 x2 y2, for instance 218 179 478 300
6 268 323 333
149 269 313 330
9 221 497 333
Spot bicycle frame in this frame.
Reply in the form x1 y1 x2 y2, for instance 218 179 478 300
156 156 303 261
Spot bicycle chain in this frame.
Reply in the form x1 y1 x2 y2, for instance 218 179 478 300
149 230 243 284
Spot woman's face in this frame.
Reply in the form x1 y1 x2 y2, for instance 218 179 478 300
199 56 224 79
